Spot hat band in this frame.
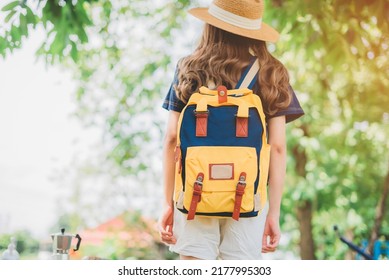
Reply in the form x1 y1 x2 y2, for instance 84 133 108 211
208 3 262 30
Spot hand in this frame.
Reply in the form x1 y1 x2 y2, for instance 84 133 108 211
261 215 281 253
158 205 177 245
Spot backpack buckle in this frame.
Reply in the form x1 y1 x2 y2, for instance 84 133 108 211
194 174 204 198
233 172 247 221
195 174 204 186
193 109 209 116
236 173 246 196
187 173 204 220
238 174 247 186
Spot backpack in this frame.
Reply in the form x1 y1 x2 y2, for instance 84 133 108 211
173 58 270 221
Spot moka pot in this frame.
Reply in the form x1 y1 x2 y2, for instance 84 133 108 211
51 228 82 260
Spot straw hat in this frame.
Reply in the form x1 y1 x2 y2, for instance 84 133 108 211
189 0 279 42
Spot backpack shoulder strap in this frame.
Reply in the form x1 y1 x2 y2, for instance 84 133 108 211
235 57 260 90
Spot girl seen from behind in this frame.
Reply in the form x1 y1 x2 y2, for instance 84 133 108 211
159 0 304 260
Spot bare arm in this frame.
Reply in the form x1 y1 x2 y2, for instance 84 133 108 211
158 110 180 244
267 115 287 218
262 115 286 252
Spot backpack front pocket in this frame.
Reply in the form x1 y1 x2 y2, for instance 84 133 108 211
183 146 258 215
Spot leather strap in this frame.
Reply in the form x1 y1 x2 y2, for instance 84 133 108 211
235 58 259 138
236 100 249 137
236 117 248 137
187 173 204 220
217 85 228 103
232 172 246 221
195 111 208 137
195 97 208 137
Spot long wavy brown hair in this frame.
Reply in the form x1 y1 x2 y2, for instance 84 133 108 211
175 24 291 117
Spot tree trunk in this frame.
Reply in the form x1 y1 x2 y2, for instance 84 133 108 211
292 124 316 259
296 200 316 259
368 161 389 254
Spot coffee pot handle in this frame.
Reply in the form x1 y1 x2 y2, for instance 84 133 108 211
74 234 82 251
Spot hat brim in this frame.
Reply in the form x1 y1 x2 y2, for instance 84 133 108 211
189 7 279 43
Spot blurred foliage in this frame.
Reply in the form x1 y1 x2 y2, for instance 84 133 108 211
267 0 389 259
1 0 388 259
2 0 192 175
0 231 40 257
76 210 178 260
0 0 95 62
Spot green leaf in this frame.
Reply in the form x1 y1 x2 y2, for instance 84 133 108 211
70 41 78 62
50 32 65 54
19 15 28 37
78 27 88 43
74 3 92 25
4 10 17 23
10 25 21 42
0 37 6 50
25 5 36 26
1 1 19 12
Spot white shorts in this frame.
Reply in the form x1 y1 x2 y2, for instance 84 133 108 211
169 202 269 260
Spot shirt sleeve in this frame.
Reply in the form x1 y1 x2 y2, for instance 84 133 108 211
269 85 305 123
162 65 186 112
